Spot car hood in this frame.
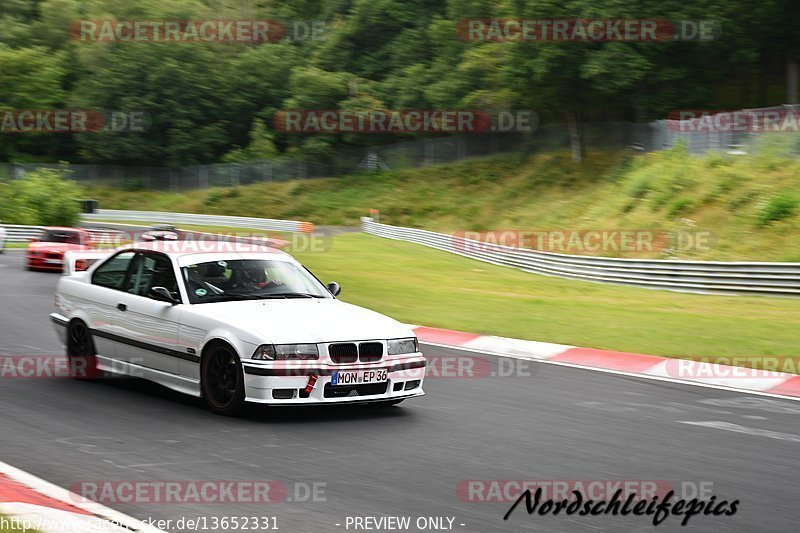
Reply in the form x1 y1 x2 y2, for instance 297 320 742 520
193 298 414 344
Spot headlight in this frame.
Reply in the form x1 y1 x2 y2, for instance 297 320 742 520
387 337 418 355
252 344 319 360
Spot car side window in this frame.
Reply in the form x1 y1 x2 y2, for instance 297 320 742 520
129 252 180 301
91 252 135 290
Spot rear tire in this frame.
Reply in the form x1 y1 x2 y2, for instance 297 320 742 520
201 342 246 416
67 321 103 380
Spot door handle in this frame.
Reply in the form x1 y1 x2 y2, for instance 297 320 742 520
117 303 127 311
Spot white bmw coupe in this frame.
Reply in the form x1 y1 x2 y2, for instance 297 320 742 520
50 242 426 415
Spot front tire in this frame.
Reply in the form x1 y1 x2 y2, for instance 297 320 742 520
67 321 103 380
201 342 246 416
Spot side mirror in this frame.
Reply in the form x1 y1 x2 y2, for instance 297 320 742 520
326 282 341 296
149 286 179 305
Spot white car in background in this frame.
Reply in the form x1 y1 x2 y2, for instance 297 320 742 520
0 224 5 253
141 224 180 241
50 242 426 415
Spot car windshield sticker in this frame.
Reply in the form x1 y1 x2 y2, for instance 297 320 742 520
195 288 208 297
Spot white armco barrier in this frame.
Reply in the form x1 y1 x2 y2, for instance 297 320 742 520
81 209 314 233
0 225 126 243
362 217 800 297
1 225 45 243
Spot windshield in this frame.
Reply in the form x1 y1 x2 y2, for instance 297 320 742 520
41 230 82 245
181 259 331 303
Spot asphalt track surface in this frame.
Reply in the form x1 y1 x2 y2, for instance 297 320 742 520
1 249 799 533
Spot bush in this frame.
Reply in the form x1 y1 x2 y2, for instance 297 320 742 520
704 152 731 169
626 177 652 199
122 177 146 192
669 198 694 217
203 189 225 207
757 194 799 227
0 168 82 226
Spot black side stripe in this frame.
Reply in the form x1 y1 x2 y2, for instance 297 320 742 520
91 329 201 363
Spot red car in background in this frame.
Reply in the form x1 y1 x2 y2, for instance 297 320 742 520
27 228 93 271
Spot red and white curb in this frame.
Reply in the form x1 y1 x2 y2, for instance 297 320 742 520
410 325 800 401
0 461 165 533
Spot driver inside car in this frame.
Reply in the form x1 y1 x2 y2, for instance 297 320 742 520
231 266 283 290
237 266 283 290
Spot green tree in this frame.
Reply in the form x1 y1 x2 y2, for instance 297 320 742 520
0 167 82 226
0 45 67 161
71 44 236 166
222 119 279 162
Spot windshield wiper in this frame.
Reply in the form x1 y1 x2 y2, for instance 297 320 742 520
194 293 253 302
251 292 325 299
195 292 325 302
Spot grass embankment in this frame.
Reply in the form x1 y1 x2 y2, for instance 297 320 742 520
293 233 800 370
86 143 800 261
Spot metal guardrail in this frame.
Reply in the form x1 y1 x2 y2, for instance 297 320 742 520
0 225 127 243
82 209 313 234
2 209 309 247
0 221 289 253
362 217 800 296
1 225 45 243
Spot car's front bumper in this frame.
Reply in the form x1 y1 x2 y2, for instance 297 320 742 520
242 354 426 404
50 312 68 344
28 254 64 270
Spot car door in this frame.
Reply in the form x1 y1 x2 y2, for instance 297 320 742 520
113 251 183 374
86 250 137 361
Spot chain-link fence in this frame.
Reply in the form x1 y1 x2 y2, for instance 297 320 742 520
0 132 535 191
2 106 798 190
657 104 800 155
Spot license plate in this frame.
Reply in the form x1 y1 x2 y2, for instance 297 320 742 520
331 369 388 386
44 259 63 265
